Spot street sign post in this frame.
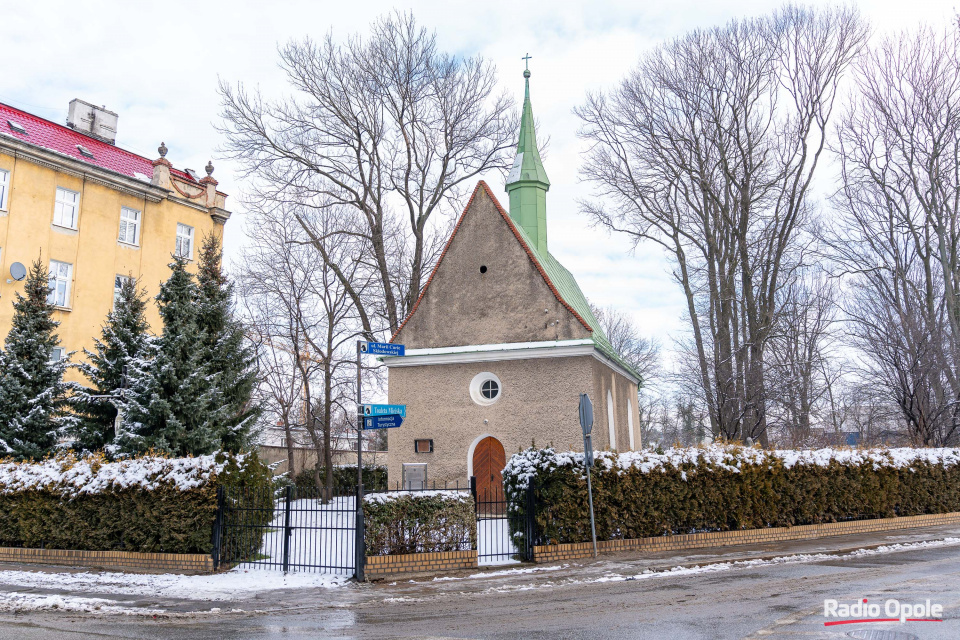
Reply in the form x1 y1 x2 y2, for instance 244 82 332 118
359 341 405 357
355 340 406 581
579 393 598 558
360 404 407 418
363 414 404 430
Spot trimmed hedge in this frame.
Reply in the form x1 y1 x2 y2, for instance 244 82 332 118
293 464 387 494
503 446 960 548
363 491 475 556
0 451 273 555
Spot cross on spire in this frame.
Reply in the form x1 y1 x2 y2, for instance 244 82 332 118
522 53 532 70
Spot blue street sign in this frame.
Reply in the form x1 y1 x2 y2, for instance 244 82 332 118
359 341 405 357
363 414 404 430
360 404 407 418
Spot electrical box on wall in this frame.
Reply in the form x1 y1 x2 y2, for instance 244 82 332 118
415 439 434 453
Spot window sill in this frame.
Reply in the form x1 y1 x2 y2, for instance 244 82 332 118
118 241 140 249
53 305 72 312
51 223 79 234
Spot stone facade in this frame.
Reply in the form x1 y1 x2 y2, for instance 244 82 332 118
386 184 640 487
394 187 590 349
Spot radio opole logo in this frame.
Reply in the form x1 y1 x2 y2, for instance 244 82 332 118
823 598 943 626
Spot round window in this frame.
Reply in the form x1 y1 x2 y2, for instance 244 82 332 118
469 372 502 406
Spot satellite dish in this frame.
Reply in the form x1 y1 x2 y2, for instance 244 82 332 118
10 262 26 281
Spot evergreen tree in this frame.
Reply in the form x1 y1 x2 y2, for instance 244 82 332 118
116 257 226 456
0 258 74 459
72 277 149 453
195 234 259 451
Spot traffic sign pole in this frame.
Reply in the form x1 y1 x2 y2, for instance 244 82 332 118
355 340 364 581
580 393 598 558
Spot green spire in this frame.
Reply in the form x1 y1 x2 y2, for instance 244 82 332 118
505 64 550 254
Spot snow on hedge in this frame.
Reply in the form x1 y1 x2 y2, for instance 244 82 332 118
503 445 960 489
364 489 470 504
0 452 251 497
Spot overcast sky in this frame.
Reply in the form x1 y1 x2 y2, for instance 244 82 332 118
3 0 957 368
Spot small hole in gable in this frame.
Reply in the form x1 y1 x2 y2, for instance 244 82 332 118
480 265 488 274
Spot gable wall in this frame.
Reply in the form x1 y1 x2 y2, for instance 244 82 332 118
395 187 591 349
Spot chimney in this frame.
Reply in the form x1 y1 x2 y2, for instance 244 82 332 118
67 99 118 145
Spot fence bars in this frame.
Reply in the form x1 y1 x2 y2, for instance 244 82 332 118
211 479 540 574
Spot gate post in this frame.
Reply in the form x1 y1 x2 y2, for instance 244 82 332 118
281 485 293 573
212 486 225 571
524 480 536 562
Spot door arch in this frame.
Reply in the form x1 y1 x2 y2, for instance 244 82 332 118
472 436 506 501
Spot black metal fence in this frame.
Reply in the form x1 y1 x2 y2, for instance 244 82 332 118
472 477 535 564
213 485 359 575
211 478 538 578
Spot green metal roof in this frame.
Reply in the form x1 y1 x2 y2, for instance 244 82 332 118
505 69 550 255
511 224 644 383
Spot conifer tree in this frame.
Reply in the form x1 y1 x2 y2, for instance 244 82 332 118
196 234 259 451
0 258 74 460
116 257 226 456
72 276 149 453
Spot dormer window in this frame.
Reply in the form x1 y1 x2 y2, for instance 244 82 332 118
7 120 26 135
76 145 94 158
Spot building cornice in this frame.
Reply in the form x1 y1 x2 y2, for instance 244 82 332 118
382 339 641 384
0 135 170 203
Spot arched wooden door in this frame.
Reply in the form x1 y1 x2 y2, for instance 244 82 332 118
473 436 506 502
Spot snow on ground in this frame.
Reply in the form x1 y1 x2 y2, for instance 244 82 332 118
0 568 349 602
246 496 356 572
477 517 520 566
0 592 165 615
479 536 960 593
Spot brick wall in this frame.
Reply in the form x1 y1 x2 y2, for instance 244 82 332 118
0 547 214 574
365 550 477 580
534 511 960 563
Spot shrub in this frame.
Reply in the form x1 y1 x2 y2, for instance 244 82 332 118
503 445 960 547
0 451 273 555
363 491 475 556
293 464 387 494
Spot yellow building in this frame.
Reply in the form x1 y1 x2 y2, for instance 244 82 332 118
0 99 231 380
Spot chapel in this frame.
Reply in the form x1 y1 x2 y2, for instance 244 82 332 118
384 68 642 494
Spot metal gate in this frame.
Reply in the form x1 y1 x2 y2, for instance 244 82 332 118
212 485 359 575
472 478 534 565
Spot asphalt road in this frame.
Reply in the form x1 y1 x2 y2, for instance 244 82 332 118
2 528 959 640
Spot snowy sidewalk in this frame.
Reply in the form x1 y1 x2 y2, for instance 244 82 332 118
1 520 960 617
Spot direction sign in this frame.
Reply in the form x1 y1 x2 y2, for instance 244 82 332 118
579 393 594 436
359 341 405 357
360 404 407 418
363 414 404 430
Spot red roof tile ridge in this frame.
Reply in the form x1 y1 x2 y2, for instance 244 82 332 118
0 101 201 185
390 180 591 343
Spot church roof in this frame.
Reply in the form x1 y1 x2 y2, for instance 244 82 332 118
392 181 643 383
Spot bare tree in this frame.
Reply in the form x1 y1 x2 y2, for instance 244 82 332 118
765 270 841 445
829 26 960 446
220 12 516 338
241 199 370 498
577 5 867 443
589 303 661 386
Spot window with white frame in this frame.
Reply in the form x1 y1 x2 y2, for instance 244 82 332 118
0 169 9 210
53 187 79 229
113 274 133 309
48 260 73 308
118 207 140 245
49 347 65 363
175 223 194 259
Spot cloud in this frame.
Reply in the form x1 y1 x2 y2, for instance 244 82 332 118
3 0 956 366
